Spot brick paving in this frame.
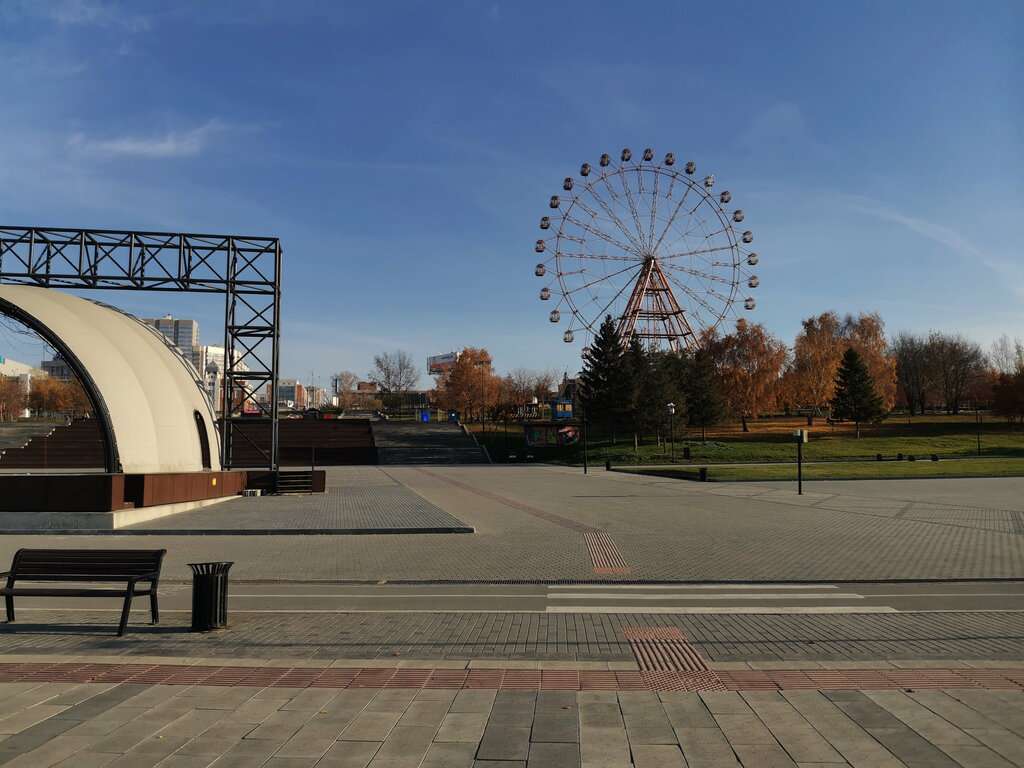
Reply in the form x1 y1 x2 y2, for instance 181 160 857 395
121 470 473 534
0 679 1020 766
1 611 1021 662
3 467 1021 581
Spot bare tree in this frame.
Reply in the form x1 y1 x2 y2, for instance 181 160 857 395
506 368 534 406
990 335 1024 375
927 332 985 414
531 369 559 401
891 333 932 415
369 351 420 394
332 370 359 410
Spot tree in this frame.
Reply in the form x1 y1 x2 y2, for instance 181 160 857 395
685 348 725 442
842 313 897 412
990 335 1024 375
788 312 844 417
927 332 985 414
332 370 359 411
434 347 500 421
369 351 420 395
705 323 786 432
891 333 932 415
578 315 631 439
830 348 886 437
993 371 1024 425
0 377 25 421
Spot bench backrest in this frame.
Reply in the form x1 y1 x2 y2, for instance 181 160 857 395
9 549 166 580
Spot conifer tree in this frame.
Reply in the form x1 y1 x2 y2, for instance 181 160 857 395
685 348 725 442
578 315 630 440
830 347 886 437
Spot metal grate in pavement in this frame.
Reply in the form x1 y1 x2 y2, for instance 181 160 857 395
623 627 709 672
585 531 631 575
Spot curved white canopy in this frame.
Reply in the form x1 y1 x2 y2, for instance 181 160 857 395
0 285 220 473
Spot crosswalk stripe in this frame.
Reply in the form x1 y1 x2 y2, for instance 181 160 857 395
545 606 898 614
547 593 864 601
547 584 838 590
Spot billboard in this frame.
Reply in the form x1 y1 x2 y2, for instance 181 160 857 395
428 351 459 375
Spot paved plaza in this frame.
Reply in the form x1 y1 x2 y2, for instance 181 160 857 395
1 466 1022 765
0 672 1022 767
3 466 1021 581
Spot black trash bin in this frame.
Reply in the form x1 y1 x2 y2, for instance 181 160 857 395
189 562 233 631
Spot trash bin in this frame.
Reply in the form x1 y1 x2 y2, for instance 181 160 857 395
189 562 233 631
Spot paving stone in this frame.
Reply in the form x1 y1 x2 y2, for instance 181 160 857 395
420 741 476 768
937 744 1015 768
661 693 719 731
244 708 316 742
732 743 798 767
530 712 579 744
781 690 904 768
866 726 961 767
866 690 979 746
340 710 402 742
476 724 531 761
367 724 435 766
631 744 686 767
450 691 496 713
579 725 631 767
714 713 779 746
700 692 752 715
676 726 740 767
742 692 844 763
965 729 1024 764
398 699 450 728
908 691 1001 731
436 712 489 743
316 740 382 768
528 741 581 767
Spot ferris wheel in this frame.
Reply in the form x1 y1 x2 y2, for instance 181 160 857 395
533 147 759 353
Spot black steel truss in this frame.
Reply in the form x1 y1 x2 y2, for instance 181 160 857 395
0 226 281 473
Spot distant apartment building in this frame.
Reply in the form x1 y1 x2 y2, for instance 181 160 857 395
141 315 200 369
41 355 75 381
278 379 306 410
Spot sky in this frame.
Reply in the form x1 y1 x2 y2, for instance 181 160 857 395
0 0 1020 387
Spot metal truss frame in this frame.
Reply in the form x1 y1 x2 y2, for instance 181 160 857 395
0 226 281 474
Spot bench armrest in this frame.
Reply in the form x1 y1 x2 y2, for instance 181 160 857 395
127 572 161 584
0 572 9 579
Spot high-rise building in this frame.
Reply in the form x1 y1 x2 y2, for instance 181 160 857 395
277 379 306 410
141 315 200 369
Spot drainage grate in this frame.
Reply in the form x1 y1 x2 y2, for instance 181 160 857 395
624 627 710 672
584 531 631 574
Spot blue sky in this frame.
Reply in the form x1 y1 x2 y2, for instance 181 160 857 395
0 0 1020 386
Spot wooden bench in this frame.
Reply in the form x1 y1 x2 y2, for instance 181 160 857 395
1 549 166 636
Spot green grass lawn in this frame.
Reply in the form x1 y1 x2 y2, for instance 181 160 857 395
472 416 1024 466
615 458 1024 482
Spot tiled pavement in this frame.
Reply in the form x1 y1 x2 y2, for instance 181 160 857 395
2 610 1023 662
0 677 1022 766
2 468 1022 580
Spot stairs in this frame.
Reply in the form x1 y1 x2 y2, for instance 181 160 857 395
275 470 314 494
0 418 106 469
373 422 490 465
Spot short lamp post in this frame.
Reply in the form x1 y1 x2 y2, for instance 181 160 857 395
667 402 676 462
793 429 808 495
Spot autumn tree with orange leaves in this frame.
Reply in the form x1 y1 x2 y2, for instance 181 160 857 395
433 348 501 421
705 323 787 432
784 311 898 418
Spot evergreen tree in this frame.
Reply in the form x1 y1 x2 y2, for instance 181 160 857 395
578 315 631 440
830 347 886 437
623 336 649 440
685 348 725 442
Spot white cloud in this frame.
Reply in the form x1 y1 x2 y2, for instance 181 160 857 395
67 120 228 159
844 194 1024 300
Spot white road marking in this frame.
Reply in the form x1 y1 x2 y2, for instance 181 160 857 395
228 593 542 599
544 606 899 614
547 593 865 601
547 584 839 590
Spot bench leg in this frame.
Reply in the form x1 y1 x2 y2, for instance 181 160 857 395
150 587 159 625
118 583 135 637
4 595 12 623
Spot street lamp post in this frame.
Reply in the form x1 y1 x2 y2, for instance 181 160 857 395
976 408 982 457
581 401 589 475
667 402 676 462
